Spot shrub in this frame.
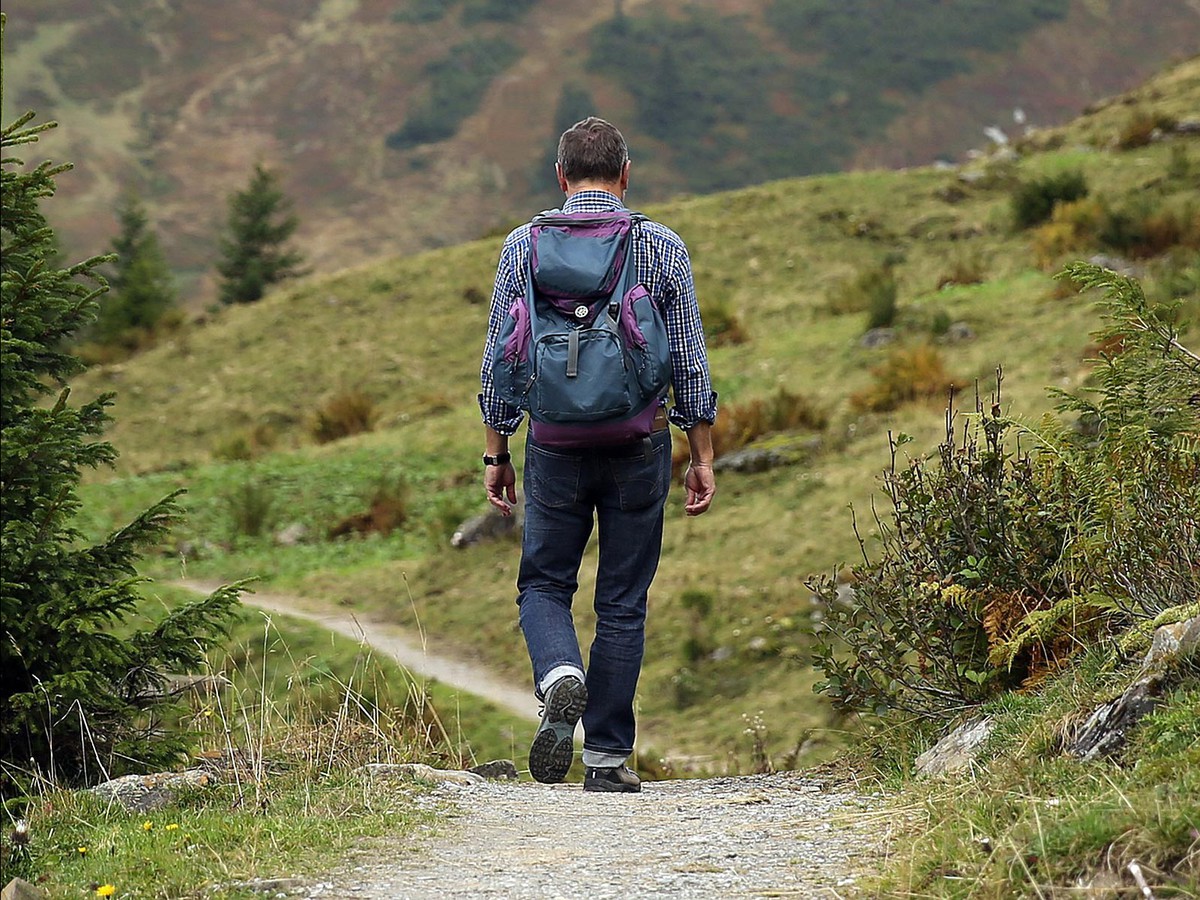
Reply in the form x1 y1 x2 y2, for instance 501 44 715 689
1115 107 1175 150
1029 198 1104 269
826 263 897 325
1010 169 1089 230
850 343 960 412
223 479 277 540
701 298 749 346
811 264 1200 718
329 476 409 539
212 422 279 462
310 390 380 444
711 387 828 458
936 249 986 289
1097 198 1200 260
811 385 1084 717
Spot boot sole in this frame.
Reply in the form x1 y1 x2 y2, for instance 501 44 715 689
528 678 587 784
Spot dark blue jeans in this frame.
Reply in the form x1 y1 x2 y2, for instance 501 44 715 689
517 430 672 761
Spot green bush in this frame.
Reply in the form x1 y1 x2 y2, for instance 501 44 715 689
811 264 1200 718
1010 169 1089 229
825 263 897 326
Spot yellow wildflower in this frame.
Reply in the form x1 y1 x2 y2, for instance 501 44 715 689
96 886 116 897
165 823 179 831
77 846 88 856
141 821 153 832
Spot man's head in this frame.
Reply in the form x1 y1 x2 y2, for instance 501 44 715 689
556 117 630 196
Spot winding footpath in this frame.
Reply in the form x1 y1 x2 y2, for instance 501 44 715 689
179 580 889 897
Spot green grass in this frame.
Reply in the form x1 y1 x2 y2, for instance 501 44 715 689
11 772 438 899
68 65 1200 774
1 584 530 897
861 662 1200 897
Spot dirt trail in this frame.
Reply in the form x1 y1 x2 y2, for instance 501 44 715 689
304 773 885 899
181 580 889 896
179 579 539 723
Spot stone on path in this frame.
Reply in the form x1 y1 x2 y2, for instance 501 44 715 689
2 879 44 900
914 716 995 777
357 763 484 787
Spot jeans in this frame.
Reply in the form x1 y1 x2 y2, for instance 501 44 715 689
517 429 672 761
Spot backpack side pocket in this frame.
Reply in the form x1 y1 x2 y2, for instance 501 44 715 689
618 284 672 397
492 298 533 408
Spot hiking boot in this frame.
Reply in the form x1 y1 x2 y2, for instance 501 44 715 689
583 764 641 793
528 675 587 784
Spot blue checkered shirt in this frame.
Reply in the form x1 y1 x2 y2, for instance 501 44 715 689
478 190 718 436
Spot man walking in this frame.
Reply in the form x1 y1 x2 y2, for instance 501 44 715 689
478 117 717 792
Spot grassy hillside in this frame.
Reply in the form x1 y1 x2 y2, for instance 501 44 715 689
73 59 1200 770
2 0 1197 302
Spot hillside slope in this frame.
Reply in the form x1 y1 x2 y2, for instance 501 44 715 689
2 0 1197 304
74 58 1200 766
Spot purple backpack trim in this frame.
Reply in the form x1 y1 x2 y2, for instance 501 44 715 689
501 297 530 364
530 400 662 449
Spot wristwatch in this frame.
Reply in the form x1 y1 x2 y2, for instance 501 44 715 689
482 452 512 466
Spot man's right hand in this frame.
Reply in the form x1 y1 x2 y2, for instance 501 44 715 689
485 462 517 516
684 463 715 516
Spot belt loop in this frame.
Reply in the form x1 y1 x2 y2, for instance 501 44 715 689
642 436 653 464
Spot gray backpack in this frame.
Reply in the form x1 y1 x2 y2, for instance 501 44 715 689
492 210 671 447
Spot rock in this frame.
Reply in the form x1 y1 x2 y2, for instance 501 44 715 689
451 509 521 549
941 322 975 343
915 716 995 777
468 759 519 781
859 328 896 349
135 673 231 701
714 448 788 474
1069 676 1162 762
1142 616 1200 670
1174 118 1200 135
89 769 218 812
218 877 307 895
358 763 484 787
2 879 44 900
274 522 309 546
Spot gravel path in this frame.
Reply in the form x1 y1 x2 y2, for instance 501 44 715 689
305 773 884 899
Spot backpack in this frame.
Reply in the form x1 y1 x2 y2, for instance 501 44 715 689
491 209 672 448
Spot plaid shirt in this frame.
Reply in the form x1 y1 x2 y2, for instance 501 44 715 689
478 190 718 436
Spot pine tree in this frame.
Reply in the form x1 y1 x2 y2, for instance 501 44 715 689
215 163 305 305
1 18 240 791
91 192 176 348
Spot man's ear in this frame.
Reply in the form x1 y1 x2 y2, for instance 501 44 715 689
556 163 569 195
619 158 631 194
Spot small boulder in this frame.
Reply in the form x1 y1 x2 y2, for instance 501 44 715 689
2 879 44 900
468 759 519 781
1068 676 1162 762
358 763 484 787
274 522 309 546
451 509 520 549
1142 616 1200 671
859 328 896 349
89 769 218 812
915 716 994 777
941 322 975 343
714 448 788 474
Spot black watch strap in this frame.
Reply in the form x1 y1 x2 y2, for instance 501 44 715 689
482 452 512 466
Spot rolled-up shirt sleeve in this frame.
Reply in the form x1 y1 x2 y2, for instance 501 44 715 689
478 229 528 436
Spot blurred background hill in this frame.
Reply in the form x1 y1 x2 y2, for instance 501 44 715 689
2 0 1197 304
